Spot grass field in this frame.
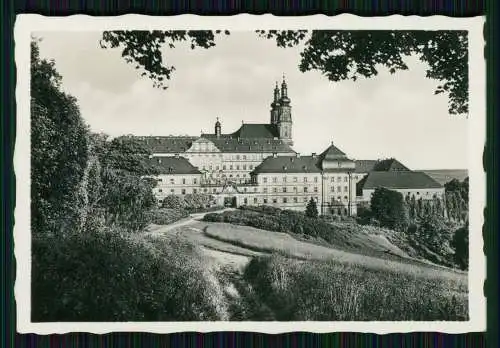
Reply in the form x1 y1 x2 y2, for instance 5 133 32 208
244 255 468 321
204 223 467 282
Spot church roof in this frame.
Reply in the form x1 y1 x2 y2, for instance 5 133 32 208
358 171 442 190
203 123 280 139
148 156 201 175
251 155 322 174
318 143 348 160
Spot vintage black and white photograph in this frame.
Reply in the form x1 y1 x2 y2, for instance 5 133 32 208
15 15 485 333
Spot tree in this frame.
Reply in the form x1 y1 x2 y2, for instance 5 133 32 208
370 188 409 231
31 39 89 234
451 222 469 270
101 30 468 115
305 198 319 219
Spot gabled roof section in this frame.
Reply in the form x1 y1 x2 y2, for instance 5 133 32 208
355 160 378 173
148 156 201 175
359 171 443 190
251 155 322 174
132 136 197 154
373 158 410 171
319 142 347 161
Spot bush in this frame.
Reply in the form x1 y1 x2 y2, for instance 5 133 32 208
451 223 469 270
305 198 319 218
244 255 468 321
148 208 189 225
32 227 228 321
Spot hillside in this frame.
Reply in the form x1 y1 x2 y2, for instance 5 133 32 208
421 169 468 185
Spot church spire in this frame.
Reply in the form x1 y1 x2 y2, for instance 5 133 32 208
280 74 290 105
273 81 280 102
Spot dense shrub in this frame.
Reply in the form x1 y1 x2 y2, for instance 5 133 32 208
451 223 469 270
148 208 189 225
305 198 319 218
32 228 228 321
244 255 468 321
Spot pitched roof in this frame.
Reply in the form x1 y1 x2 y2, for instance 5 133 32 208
318 143 347 161
359 171 443 190
231 123 280 138
132 136 197 154
373 158 410 171
251 155 322 174
355 160 378 173
148 156 201 175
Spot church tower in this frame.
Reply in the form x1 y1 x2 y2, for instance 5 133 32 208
215 117 221 138
277 76 293 145
270 82 280 125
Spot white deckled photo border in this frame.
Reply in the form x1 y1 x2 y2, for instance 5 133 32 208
14 14 486 334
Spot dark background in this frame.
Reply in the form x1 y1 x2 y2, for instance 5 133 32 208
1 1 495 347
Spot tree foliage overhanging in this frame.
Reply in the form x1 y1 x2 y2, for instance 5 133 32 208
100 30 468 115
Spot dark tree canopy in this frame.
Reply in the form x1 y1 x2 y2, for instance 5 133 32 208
101 30 468 115
370 187 409 231
305 198 319 219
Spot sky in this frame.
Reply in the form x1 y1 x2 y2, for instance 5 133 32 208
35 31 468 170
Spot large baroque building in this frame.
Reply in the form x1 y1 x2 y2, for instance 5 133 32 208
135 78 444 216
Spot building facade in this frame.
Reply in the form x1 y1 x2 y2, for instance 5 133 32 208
137 78 443 216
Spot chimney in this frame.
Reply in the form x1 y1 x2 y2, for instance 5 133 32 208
312 153 317 158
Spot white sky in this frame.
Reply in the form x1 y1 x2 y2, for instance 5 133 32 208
36 31 468 170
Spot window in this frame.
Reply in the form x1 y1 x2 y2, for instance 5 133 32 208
193 178 197 184
157 178 163 182
331 187 335 192
294 187 297 191
193 189 197 194
417 192 420 195
273 187 278 193
263 198 268 204
244 188 247 192
230 165 233 170
304 187 308 193
236 155 240 160
337 186 341 193
170 189 175 193
293 197 298 203
331 177 335 183
344 195 348 200
181 189 186 195
263 188 268 193
303 197 308 203
254 187 257 192
344 186 348 192
249 165 253 169
244 198 248 204
337 177 341 182
202 166 206 170
158 189 163 192
229 174 233 178
263 177 268 183
355 175 358 180
203 188 208 193
314 177 318 183
213 188 216 193
314 187 318 193
254 198 258 204
243 155 247 160
344 177 348 182
236 165 240 170
170 179 175 184
209 165 213 170
243 165 247 170
273 177 277 183
304 177 308 183
293 177 298 182
223 165 226 170
283 187 287 193
216 166 219 170
283 177 287 182
283 198 288 203
272 198 278 204
182 178 186 185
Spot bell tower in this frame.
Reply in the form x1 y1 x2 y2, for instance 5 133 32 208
277 75 293 145
270 82 280 125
